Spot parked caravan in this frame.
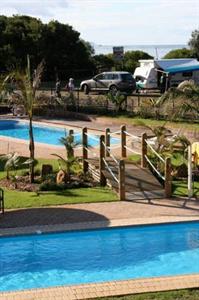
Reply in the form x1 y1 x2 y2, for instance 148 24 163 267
134 59 199 90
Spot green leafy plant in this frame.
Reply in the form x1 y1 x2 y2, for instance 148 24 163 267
52 132 81 180
106 92 127 112
159 81 199 120
0 153 33 179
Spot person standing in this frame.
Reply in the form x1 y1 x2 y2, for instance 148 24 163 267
55 79 61 98
68 78 75 92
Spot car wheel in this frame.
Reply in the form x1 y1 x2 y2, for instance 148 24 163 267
109 85 118 95
83 84 89 95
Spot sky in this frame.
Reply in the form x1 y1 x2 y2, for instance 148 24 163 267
0 0 199 46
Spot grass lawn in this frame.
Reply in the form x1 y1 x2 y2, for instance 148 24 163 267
4 187 118 209
102 115 199 132
94 289 199 300
0 158 118 209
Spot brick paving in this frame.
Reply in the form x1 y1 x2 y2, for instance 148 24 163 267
1 198 199 231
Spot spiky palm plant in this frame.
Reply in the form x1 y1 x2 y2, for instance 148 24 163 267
107 92 127 112
1 56 44 183
52 132 81 180
158 80 199 119
0 153 33 180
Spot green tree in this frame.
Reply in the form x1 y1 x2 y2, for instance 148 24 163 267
0 15 95 80
123 50 153 73
189 29 199 59
164 48 193 59
0 15 43 70
92 54 114 72
40 20 94 80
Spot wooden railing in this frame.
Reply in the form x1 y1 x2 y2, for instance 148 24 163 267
142 133 172 197
70 125 172 199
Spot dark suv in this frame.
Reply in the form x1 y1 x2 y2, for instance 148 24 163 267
80 71 136 94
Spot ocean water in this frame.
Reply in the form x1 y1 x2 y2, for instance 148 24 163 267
0 221 199 291
93 44 187 58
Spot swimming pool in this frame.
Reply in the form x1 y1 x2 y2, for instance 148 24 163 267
0 120 118 147
0 221 199 292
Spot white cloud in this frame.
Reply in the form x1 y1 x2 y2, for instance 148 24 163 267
0 0 198 44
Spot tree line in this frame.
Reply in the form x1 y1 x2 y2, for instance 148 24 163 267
0 15 198 81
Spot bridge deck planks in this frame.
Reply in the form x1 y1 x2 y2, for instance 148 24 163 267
86 158 165 200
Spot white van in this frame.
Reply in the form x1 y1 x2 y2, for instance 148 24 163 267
134 59 199 90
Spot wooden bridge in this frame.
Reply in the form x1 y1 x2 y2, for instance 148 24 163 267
71 126 172 201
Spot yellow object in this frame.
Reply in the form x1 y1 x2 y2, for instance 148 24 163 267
192 142 199 165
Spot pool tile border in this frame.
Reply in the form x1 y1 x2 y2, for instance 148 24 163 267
1 274 199 300
1 216 199 299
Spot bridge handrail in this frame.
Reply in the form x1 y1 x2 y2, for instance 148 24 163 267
102 141 120 166
84 132 99 142
84 146 98 157
102 158 119 183
144 155 165 181
145 139 165 163
108 130 121 135
124 131 141 142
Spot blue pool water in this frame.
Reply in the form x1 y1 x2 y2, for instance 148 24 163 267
0 222 199 291
0 120 118 146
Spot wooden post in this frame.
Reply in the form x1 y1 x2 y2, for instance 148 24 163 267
141 133 147 168
69 129 74 157
105 128 110 157
119 159 125 201
99 135 106 186
165 157 172 198
188 145 193 198
121 125 126 158
82 127 88 173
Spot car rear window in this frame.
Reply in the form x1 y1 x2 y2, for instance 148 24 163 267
121 73 133 81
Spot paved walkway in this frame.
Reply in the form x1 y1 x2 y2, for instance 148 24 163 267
1 198 199 231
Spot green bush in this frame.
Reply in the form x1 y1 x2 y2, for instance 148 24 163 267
39 181 67 191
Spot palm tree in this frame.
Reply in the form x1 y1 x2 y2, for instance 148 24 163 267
1 56 44 182
52 132 81 181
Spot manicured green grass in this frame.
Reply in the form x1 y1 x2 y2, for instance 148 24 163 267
94 289 199 300
0 158 118 209
4 187 118 209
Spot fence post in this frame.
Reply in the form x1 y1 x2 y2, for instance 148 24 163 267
121 125 126 158
99 135 106 186
105 128 110 157
141 133 147 168
119 159 125 201
165 157 172 198
82 127 88 174
69 129 74 157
